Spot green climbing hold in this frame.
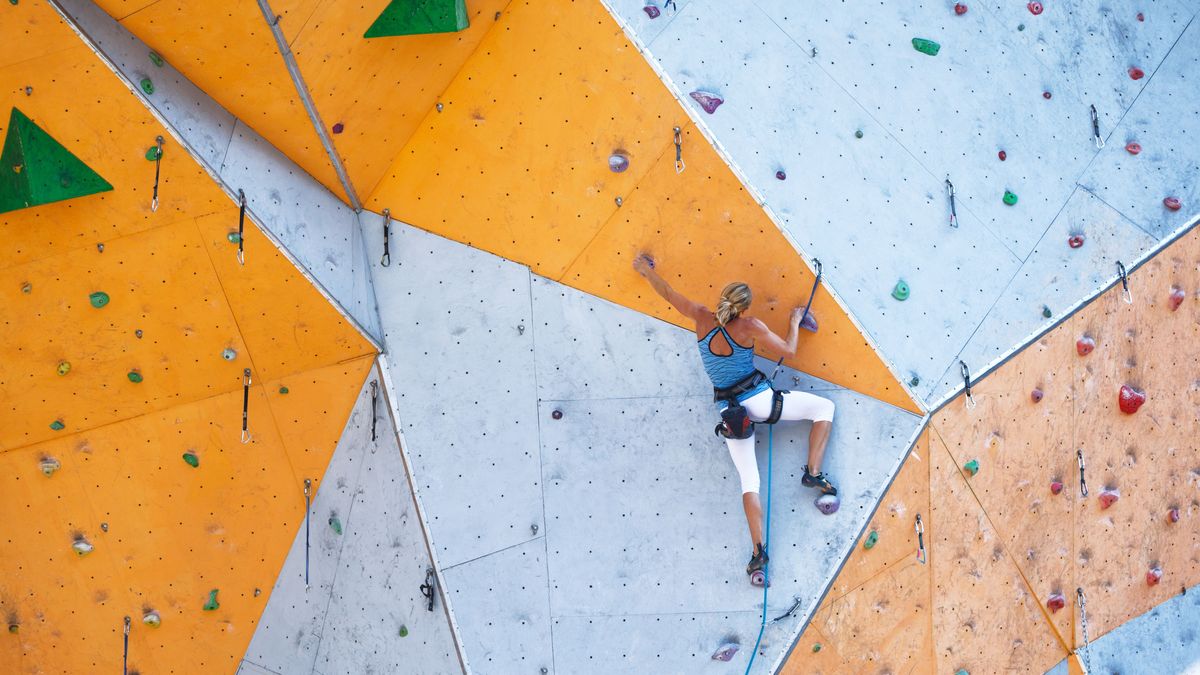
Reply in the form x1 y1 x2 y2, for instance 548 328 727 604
1003 190 1018 205
812 643 822 653
963 459 980 476
365 0 469 37
56 361 71 376
909 375 920 387
399 625 409 638
911 38 941 56
49 419 64 431
892 280 910 301
6 623 17 634
148 51 164 67
127 370 143 383
182 451 199 468
1042 305 1052 318
20 281 31 293
278 386 289 395
203 589 220 611
863 530 879 550
0 108 113 214
226 232 241 244
955 670 969 675
145 145 162 161
855 129 864 139
1017 23 1026 30
329 515 343 535
139 77 154 95
89 291 109 308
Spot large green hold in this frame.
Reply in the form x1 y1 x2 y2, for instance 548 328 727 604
364 0 469 38
0 108 113 214
911 38 941 56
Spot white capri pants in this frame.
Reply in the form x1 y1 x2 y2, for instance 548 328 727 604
722 389 835 494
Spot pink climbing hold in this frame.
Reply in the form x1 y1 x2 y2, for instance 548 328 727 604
1125 142 1142 155
331 122 344 134
954 3 968 15
998 150 1007 161
1027 2 1044 15
1129 67 1145 80
1099 488 1120 510
1031 388 1044 403
712 643 739 662
1137 12 1145 21
1046 593 1066 612
1163 196 1182 211
1168 508 1181 523
1042 90 1053 99
776 170 787 181
1050 481 1064 495
1168 287 1186 311
643 4 660 19
690 91 724 114
1118 384 1146 414
1076 335 1095 356
1068 234 1086 249
815 494 841 515
1146 566 1162 586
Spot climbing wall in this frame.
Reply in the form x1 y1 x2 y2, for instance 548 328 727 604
362 217 923 673
603 0 1200 406
784 222 1200 672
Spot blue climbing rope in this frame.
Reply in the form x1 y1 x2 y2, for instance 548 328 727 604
744 424 773 674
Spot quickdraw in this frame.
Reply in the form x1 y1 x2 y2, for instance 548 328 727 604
304 478 312 590
915 513 926 564
370 380 379 443
1077 449 1089 497
122 615 131 675
771 595 802 624
960 361 976 410
1090 104 1104 149
241 368 252 444
150 136 164 212
673 126 685 173
945 178 958 228
237 189 246 265
380 209 392 267
1117 261 1132 304
420 568 436 612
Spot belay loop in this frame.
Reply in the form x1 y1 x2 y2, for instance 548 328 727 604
1117 261 1132 304
673 126 685 173
151 136 164 212
380 209 392 267
237 189 246 265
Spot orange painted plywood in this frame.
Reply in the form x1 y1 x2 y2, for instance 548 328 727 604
0 0 84 69
779 622 849 675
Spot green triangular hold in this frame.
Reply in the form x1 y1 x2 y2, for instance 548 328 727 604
364 0 469 38
0 108 113 215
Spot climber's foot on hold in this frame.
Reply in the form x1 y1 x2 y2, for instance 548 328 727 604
802 465 838 496
746 542 769 586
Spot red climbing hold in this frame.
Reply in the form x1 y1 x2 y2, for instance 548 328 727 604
1128 67 1145 80
1168 287 1186 311
1137 12 1145 21
331 122 344 134
1146 566 1162 586
1042 91 1052 99
689 91 724 114
551 409 563 420
1046 593 1066 612
1030 388 1043 403
954 3 968 15
643 4 660 19
1068 234 1085 249
1125 142 1142 155
1050 481 1064 495
1118 385 1146 414
1027 2 1043 15
1099 488 1120 509
776 170 786 181
998 150 1007 161
1076 335 1095 356
1168 508 1181 523
1163 196 1182 211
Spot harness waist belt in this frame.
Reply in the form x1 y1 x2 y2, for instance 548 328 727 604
713 370 766 403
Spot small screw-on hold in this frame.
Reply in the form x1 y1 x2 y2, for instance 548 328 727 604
100 522 109 532
551 409 563 420
998 150 1007 161
541 669 548 675
494 10 501 19
775 170 786 180
1042 305 1052 318
517 324 525 335
909 375 920 387
331 122 345 134
435 102 444 112
254 588 262 597
20 282 31 294
221 348 237 361
531 523 539 535
24 86 32 95
854 129 864 139
135 329 144 338
97 243 105 252
1042 90 1052 99
614 196 623 207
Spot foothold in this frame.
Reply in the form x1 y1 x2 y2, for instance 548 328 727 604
139 77 154 95
1002 190 1018 206
1118 384 1146 414
1137 12 1144 21
812 642 822 653
998 150 1007 161
182 451 199 468
20 281 31 294
1046 593 1066 612
97 243 105 253
775 170 786 180
221 348 237 361
608 153 629 173
712 643 739 662
1042 90 1052 99
226 232 241 244
815 494 840 515
854 129 864 139
689 91 724 114
7 623 17 634
1068 234 1085 249
56 361 71 376
863 530 879 550
963 459 980 477
909 375 920 387
614 196 623 207
1125 142 1142 155
1042 305 1052 318
329 515 343 535
148 51 164 67
142 610 161 627
89 291 110 308
1076 335 1095 356
643 3 660 19
144 146 161 161
1163 196 1182 211
278 386 289 394
1027 2 1043 15
435 102 444 112
1018 23 1026 31
127 370 143 384
1099 488 1120 509
1168 508 1181 523
552 409 563 420
135 329 143 338
954 3 968 15
40 456 61 476
1050 480 1064 495
1168 287 1186 311
1031 388 1044 403
99 522 108 532
1147 566 1162 586
911 37 941 56
72 537 93 556
1128 67 1145 80
331 122 345 134
203 589 219 611
399 624 409 637
49 419 65 431
892 280 910 301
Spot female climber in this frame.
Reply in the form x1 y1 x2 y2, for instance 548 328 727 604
632 254 836 582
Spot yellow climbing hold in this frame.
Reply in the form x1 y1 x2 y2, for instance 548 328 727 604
56 361 71 376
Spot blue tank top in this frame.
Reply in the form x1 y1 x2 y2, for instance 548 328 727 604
699 327 770 406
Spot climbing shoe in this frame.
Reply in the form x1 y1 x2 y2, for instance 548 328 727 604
746 542 769 576
802 465 838 496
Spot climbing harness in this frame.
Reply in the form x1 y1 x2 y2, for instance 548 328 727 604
241 368 252 444
150 136 164 212
237 189 246 265
771 595 802 624
122 615 130 675
673 126 685 173
959 361 976 410
420 568 436 612
370 380 379 443
380 209 392 267
744 424 775 675
1077 449 1089 497
945 178 958 228
915 514 926 564
304 478 312 590
1116 261 1132 304
1090 105 1104 149
1076 588 1093 672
